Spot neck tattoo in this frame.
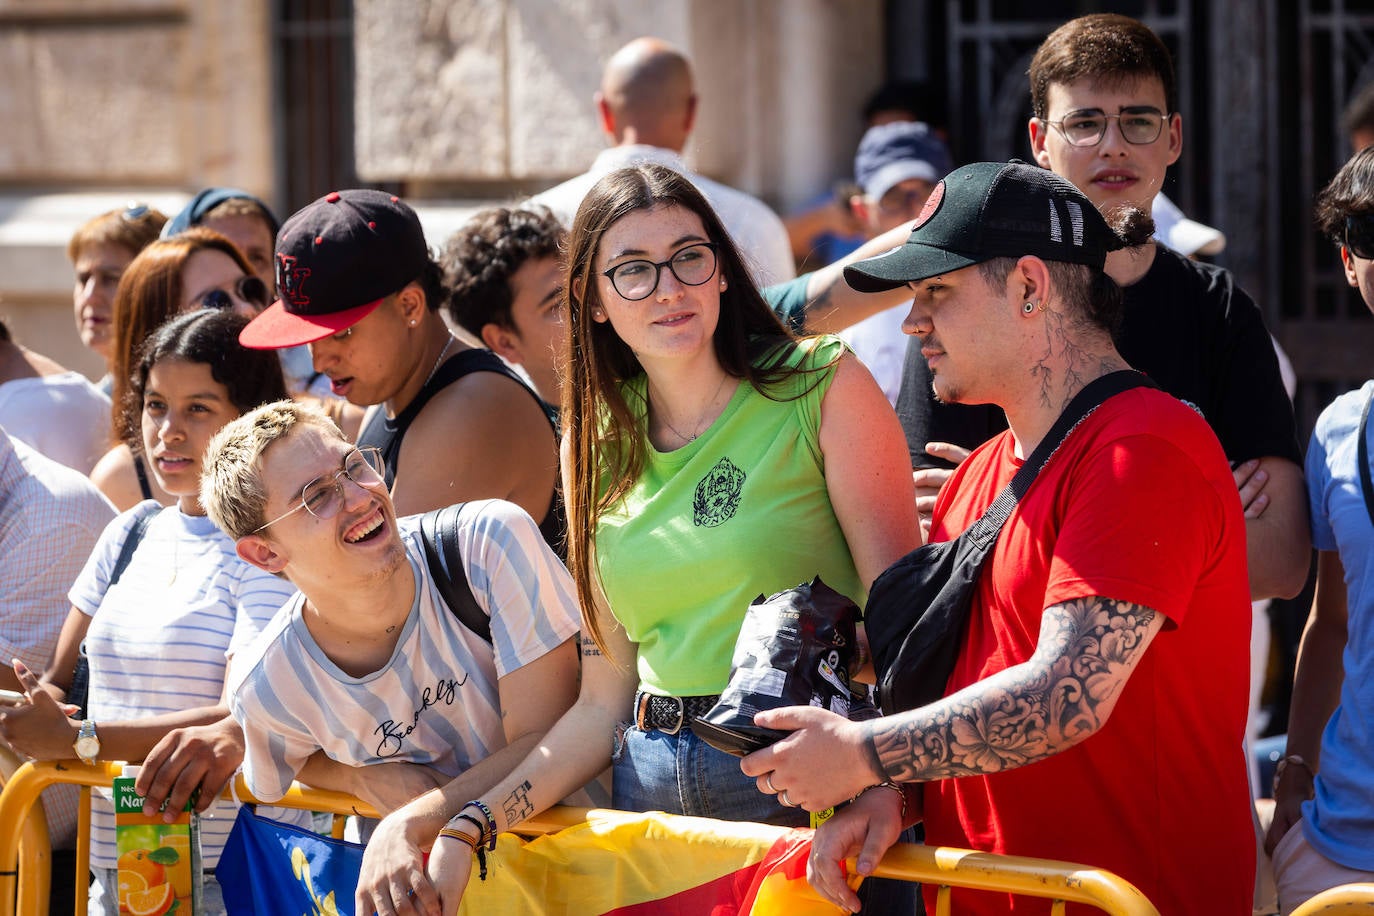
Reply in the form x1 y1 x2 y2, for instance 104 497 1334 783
424 336 455 388
654 371 731 444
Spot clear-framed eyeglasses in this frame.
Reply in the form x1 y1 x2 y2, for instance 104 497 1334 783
1040 107 1171 147
602 242 719 301
252 447 387 533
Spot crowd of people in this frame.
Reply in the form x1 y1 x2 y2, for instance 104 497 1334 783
0 11 1370 916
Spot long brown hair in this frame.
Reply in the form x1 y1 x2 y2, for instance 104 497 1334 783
109 227 256 444
562 164 813 653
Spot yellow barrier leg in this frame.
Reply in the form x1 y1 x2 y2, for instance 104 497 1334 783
74 786 90 916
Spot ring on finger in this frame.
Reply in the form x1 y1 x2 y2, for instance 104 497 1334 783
764 772 777 794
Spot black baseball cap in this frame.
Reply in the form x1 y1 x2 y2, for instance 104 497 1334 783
240 189 429 349
844 160 1125 293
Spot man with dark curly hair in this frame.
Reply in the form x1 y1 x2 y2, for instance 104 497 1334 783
442 205 566 413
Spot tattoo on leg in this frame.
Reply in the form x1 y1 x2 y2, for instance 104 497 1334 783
869 597 1158 783
503 779 535 825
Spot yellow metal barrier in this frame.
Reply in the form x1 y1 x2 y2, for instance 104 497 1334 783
0 760 1160 916
0 745 51 916
1291 884 1374 915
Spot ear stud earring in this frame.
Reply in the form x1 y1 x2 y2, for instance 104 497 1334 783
1022 301 1037 315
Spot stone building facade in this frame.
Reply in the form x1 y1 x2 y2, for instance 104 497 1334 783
0 0 884 377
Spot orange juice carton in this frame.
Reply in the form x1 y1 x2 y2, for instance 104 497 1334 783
114 765 201 916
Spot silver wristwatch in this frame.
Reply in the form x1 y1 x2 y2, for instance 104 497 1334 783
73 719 100 764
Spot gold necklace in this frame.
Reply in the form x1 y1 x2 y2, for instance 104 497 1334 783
653 372 731 444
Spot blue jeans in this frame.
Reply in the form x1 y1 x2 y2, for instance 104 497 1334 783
612 724 917 913
612 723 810 826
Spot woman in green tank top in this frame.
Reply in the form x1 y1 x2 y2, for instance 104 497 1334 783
413 164 919 912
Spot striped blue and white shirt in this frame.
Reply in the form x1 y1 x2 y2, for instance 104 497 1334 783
70 501 300 870
228 500 581 803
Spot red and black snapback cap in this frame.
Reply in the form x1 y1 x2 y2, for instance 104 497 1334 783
240 189 428 349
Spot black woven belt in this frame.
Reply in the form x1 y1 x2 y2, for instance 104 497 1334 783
634 692 719 735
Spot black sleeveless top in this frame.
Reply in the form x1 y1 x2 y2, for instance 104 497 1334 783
357 348 565 555
133 454 154 500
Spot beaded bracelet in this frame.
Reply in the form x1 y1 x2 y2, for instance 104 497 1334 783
463 799 499 851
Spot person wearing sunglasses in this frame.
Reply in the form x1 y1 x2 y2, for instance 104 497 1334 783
1266 146 1374 912
896 13 1309 606
90 227 270 511
162 188 343 407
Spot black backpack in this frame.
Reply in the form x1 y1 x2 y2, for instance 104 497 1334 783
417 504 491 644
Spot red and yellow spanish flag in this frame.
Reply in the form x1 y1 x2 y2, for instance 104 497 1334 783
457 809 854 915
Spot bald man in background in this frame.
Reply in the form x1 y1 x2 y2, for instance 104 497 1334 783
534 36 794 286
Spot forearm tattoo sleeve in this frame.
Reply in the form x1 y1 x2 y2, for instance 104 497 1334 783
869 596 1159 783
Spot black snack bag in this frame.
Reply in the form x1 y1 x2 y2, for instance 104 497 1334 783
691 576 874 757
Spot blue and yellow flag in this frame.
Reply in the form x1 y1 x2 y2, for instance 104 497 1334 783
217 806 364 916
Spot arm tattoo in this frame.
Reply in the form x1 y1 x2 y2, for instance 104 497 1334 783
502 779 535 825
869 597 1159 783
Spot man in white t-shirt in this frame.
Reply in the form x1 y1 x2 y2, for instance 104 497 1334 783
533 36 794 287
194 401 580 818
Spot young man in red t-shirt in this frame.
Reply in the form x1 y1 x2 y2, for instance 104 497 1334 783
741 160 1255 915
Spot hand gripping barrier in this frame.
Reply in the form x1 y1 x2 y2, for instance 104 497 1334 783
0 759 1160 916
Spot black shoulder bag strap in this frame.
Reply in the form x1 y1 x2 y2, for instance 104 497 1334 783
966 370 1158 545
110 503 158 586
1358 388 1374 528
418 504 493 644
868 370 1157 713
70 502 158 716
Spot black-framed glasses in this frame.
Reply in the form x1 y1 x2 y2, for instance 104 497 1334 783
193 275 270 311
601 243 719 301
1041 107 1171 147
252 447 386 533
1345 215 1374 259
